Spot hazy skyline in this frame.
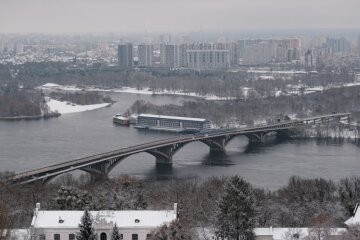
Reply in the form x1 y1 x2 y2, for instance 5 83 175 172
1 0 360 34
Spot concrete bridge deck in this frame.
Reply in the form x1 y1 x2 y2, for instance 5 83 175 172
3 113 350 185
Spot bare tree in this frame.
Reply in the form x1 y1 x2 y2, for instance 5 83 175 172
283 228 305 240
0 200 13 240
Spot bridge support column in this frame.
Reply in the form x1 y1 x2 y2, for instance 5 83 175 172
245 132 266 143
201 135 235 152
80 156 125 181
155 155 173 165
146 143 186 166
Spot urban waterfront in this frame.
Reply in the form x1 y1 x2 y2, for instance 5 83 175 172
1 92 360 189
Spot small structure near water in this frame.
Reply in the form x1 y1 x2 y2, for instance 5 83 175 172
112 114 130 125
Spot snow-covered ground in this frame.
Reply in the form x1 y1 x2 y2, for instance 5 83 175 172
302 127 359 139
38 83 244 101
45 97 111 114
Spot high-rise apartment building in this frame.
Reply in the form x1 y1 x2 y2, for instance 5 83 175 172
187 49 230 70
0 42 4 54
160 44 188 68
215 42 239 66
160 44 176 68
15 43 24 54
238 39 301 65
138 44 153 67
324 37 351 54
117 43 133 69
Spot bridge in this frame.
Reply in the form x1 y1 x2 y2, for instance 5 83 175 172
4 113 350 185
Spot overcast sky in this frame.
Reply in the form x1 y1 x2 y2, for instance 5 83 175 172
1 0 359 33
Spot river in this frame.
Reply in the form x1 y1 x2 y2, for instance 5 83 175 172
0 92 360 189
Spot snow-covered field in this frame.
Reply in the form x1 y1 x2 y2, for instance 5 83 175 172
45 98 111 114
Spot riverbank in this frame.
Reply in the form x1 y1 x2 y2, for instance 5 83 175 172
294 124 360 140
0 113 60 120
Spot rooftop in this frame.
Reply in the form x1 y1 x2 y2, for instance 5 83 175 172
32 210 176 229
138 114 207 122
345 204 360 226
31 203 177 229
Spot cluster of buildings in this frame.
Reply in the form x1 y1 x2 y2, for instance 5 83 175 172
118 36 360 71
23 202 360 240
1 34 360 70
118 39 301 70
0 35 119 66
118 42 233 70
304 37 354 69
237 39 301 65
0 42 24 54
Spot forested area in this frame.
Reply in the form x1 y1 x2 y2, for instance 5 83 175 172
0 86 44 118
126 85 360 125
0 62 355 99
48 91 113 105
0 85 113 119
1 174 360 238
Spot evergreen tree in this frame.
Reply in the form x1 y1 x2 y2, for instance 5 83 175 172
111 223 122 240
54 186 92 210
215 176 256 240
76 209 96 240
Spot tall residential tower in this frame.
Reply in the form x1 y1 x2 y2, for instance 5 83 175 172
118 43 133 69
138 44 153 67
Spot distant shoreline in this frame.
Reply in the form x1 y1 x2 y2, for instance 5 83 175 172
0 113 60 121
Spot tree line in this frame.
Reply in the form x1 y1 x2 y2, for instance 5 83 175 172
126 85 360 126
2 174 360 239
0 62 356 99
0 85 43 118
48 91 113 105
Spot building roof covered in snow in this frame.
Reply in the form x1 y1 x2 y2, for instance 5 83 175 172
31 203 177 229
138 114 207 122
345 203 360 226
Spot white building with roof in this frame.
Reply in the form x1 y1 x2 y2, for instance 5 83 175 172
135 114 211 132
30 203 177 240
345 203 360 226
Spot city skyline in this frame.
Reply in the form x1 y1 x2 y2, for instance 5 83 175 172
1 0 360 34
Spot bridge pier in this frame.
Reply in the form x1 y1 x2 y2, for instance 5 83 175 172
246 129 292 143
201 135 235 152
146 142 186 166
81 156 125 180
245 132 266 143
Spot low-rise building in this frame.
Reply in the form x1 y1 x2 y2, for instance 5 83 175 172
345 203 360 226
135 114 211 132
30 203 177 240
